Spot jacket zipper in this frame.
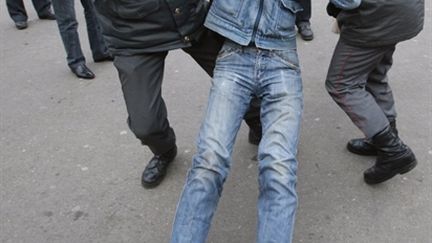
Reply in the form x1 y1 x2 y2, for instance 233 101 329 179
251 0 264 43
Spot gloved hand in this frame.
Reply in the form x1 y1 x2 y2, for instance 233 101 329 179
327 2 341 18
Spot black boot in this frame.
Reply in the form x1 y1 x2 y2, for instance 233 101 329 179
141 145 177 188
363 126 417 184
347 121 397 156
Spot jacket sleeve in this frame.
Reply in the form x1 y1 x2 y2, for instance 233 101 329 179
329 0 361 10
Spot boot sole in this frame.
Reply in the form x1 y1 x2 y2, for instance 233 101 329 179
364 159 417 185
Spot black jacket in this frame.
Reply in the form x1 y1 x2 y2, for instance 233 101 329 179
94 0 209 55
329 0 424 47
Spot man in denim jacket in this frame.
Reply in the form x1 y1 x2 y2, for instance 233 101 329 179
171 0 305 242
171 1 366 242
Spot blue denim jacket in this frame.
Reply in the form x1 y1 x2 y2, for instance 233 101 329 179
204 0 303 50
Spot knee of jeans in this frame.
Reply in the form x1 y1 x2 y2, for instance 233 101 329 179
191 152 230 182
186 170 226 198
259 154 298 179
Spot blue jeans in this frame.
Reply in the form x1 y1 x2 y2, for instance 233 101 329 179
51 0 108 68
171 40 303 243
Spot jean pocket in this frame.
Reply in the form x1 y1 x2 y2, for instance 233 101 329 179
217 41 241 60
271 49 300 71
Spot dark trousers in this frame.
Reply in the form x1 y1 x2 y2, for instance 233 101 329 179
51 0 108 68
325 39 397 138
296 0 311 23
6 0 51 22
113 30 261 155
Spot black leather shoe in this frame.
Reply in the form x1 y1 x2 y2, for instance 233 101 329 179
39 10 56 20
363 126 417 185
15 21 28 30
142 145 177 188
94 53 114 63
71 64 95 79
297 21 314 41
347 121 397 156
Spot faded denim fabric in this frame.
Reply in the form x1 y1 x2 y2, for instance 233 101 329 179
171 40 303 243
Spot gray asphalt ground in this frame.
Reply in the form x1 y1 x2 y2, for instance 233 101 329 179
1 1 431 243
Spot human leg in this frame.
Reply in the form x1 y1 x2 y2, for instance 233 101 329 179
296 0 313 40
256 48 303 243
6 0 28 29
172 42 254 243
347 46 399 155
31 0 54 19
183 29 262 145
51 0 86 68
326 40 417 184
362 46 416 183
365 46 397 121
325 39 391 138
296 0 311 22
80 0 110 61
113 52 177 188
